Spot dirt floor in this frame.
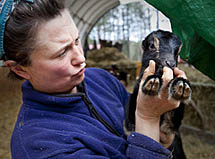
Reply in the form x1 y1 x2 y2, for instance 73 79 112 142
0 68 22 159
0 63 215 159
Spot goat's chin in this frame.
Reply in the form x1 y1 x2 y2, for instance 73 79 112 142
160 131 175 148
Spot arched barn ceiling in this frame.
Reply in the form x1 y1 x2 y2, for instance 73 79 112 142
65 0 135 48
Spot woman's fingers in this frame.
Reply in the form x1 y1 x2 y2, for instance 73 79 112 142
136 61 181 119
174 67 187 79
162 67 173 84
142 60 156 81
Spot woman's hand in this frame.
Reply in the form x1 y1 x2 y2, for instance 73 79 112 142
135 60 187 142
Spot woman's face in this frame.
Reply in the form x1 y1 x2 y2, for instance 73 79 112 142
24 10 86 94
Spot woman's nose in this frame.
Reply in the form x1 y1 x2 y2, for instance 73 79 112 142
71 46 85 66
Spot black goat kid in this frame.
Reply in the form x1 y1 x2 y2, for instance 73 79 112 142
125 30 192 159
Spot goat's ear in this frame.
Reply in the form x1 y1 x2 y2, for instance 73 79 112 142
153 36 160 52
141 39 146 50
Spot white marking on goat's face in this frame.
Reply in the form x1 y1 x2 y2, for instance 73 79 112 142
153 36 160 53
152 37 160 58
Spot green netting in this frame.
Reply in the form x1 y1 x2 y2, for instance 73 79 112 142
145 0 215 80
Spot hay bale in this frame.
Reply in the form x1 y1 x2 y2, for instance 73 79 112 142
86 47 137 79
183 83 215 132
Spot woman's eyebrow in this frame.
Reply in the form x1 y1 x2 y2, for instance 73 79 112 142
53 32 80 54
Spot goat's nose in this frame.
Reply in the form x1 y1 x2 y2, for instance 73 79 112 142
165 61 176 68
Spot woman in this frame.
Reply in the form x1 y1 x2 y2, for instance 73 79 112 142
1 0 186 158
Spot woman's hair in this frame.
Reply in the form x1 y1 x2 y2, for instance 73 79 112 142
4 0 65 79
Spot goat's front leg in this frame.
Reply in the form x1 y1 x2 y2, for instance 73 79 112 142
168 77 192 101
142 75 162 96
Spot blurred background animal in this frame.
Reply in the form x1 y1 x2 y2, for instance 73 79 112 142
125 30 192 159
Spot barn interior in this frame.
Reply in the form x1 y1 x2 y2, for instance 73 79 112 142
0 0 215 158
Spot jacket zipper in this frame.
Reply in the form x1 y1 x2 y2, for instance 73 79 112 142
82 95 121 137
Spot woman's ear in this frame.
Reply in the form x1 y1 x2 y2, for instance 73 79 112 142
4 60 30 80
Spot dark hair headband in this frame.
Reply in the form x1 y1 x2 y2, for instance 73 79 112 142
0 0 34 64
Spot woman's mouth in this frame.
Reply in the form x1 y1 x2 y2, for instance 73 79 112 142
76 67 85 76
73 63 86 76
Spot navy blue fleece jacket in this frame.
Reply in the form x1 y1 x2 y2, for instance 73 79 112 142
11 68 171 159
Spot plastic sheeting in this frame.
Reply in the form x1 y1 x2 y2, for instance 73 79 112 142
145 0 215 80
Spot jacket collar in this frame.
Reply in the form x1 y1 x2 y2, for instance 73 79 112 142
21 80 86 108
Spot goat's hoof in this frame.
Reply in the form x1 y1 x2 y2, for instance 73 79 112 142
142 75 162 95
169 77 192 100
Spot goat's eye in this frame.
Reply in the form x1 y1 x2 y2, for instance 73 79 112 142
149 43 155 50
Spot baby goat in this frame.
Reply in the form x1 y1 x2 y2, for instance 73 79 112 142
125 30 192 159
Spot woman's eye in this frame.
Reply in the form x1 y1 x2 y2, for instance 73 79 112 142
75 38 80 45
58 49 68 57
